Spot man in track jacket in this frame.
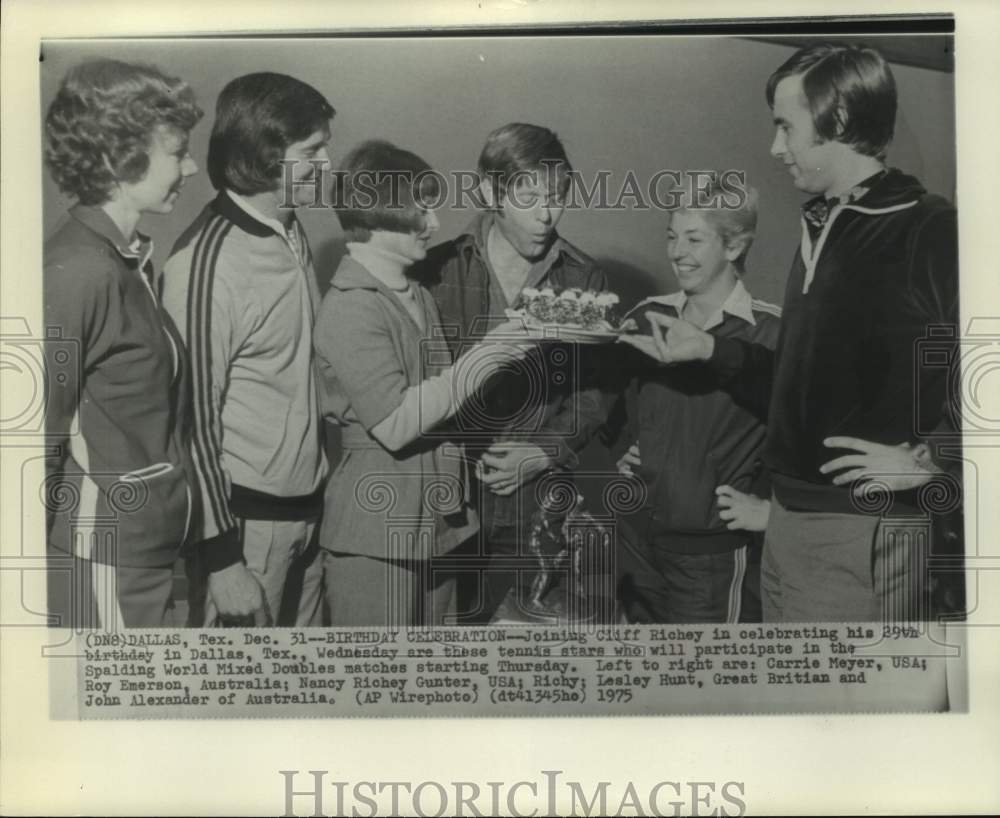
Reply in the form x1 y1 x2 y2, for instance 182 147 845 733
163 73 335 626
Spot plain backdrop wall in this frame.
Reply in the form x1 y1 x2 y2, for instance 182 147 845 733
40 35 955 308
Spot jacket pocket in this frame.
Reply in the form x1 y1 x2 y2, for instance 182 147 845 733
120 462 175 482
111 462 190 568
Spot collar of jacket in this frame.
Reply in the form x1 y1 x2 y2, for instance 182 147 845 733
330 253 403 293
210 189 291 238
797 167 925 294
69 204 153 264
330 254 430 337
801 167 925 219
630 278 757 329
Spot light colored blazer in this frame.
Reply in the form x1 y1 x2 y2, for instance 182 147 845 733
314 255 478 560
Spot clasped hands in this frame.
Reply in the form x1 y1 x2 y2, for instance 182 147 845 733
476 441 554 497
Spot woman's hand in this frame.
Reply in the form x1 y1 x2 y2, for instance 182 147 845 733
617 442 641 476
617 312 714 365
715 484 771 532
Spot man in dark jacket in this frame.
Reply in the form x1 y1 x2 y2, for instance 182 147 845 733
634 43 960 622
415 122 608 623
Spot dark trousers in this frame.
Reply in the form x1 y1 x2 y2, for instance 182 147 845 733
448 470 541 624
617 524 762 624
450 517 544 624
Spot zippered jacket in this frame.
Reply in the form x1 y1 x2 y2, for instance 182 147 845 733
614 283 781 552
162 192 327 571
711 169 959 513
44 206 195 568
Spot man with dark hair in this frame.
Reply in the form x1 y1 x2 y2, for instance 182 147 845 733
633 43 959 622
163 72 335 626
415 122 608 623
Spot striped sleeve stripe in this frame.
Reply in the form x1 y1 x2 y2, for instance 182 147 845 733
186 214 236 536
726 545 748 624
751 298 782 318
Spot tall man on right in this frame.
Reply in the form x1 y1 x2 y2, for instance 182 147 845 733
637 43 959 622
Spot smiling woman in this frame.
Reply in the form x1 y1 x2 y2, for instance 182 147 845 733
110 125 198 218
42 58 204 629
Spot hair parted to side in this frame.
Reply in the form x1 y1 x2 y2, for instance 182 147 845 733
44 59 203 205
670 179 759 274
333 140 441 243
765 42 897 159
478 122 573 206
207 72 334 194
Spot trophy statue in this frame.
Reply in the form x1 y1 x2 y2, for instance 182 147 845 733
519 488 617 624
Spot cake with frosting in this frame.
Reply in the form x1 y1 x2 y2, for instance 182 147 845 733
516 287 620 330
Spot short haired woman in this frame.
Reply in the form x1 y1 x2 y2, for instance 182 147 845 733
614 179 780 624
315 140 531 626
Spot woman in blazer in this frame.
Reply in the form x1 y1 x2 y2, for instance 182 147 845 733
314 140 531 626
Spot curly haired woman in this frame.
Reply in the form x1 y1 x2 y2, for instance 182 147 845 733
44 58 203 628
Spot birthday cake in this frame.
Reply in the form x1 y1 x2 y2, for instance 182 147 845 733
515 287 621 330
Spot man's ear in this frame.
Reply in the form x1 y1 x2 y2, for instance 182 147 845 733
479 177 500 210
